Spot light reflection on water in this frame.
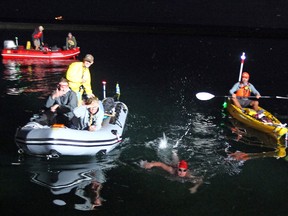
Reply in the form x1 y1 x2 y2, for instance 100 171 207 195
18 150 121 211
2 59 76 99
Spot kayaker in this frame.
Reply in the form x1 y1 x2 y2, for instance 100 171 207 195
32 25 44 50
229 72 261 111
71 96 104 131
65 32 77 50
66 54 95 106
140 158 203 193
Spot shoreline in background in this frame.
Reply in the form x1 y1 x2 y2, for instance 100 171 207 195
1 21 288 39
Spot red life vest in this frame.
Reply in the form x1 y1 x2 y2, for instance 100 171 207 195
236 82 251 97
33 31 43 39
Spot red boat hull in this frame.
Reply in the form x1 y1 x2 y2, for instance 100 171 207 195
1 47 80 60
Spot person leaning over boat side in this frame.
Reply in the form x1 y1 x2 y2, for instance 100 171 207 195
65 32 77 50
71 96 104 131
229 72 261 111
66 54 95 106
32 25 44 50
140 158 203 194
43 77 77 126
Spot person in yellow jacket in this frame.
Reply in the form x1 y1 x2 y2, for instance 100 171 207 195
66 54 95 105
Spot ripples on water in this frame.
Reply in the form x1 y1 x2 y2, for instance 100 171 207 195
135 108 245 184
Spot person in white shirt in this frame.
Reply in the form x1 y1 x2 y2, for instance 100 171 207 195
71 96 104 131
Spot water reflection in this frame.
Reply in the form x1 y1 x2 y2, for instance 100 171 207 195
21 152 120 211
227 117 287 161
2 59 76 99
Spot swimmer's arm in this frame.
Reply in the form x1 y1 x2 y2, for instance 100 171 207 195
143 161 174 174
187 175 203 194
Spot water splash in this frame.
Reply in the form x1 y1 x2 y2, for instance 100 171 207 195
158 132 168 149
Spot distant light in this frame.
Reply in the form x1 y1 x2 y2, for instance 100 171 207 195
102 81 106 84
55 16 63 20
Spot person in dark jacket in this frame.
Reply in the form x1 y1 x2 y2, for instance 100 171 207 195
33 78 77 126
66 32 77 50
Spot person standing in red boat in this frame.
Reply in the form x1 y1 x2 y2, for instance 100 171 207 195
32 25 44 50
229 72 261 111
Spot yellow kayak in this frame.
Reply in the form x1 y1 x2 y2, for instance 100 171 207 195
226 99 287 140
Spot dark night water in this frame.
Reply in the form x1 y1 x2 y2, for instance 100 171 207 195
0 27 288 216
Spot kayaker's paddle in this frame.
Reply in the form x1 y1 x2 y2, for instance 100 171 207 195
196 92 288 101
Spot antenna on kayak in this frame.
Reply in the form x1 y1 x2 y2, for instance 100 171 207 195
102 81 106 99
238 52 246 82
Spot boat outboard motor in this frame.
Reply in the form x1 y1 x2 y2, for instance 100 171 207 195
4 40 17 49
102 97 115 116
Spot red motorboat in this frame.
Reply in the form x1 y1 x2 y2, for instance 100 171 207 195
1 40 80 60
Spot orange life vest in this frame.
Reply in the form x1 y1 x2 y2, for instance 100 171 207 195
236 82 251 97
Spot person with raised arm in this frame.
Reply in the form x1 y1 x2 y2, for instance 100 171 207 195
71 96 104 131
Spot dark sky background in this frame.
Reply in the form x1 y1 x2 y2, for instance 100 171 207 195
1 0 288 29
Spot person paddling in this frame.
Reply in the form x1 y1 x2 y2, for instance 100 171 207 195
229 72 261 111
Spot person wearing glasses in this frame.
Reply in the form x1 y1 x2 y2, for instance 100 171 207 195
71 96 104 131
66 54 95 106
229 72 261 111
141 159 203 193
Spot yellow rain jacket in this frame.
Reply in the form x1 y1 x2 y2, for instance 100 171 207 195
66 62 93 95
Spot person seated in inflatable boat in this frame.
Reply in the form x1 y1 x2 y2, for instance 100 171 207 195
32 78 77 126
71 96 104 131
